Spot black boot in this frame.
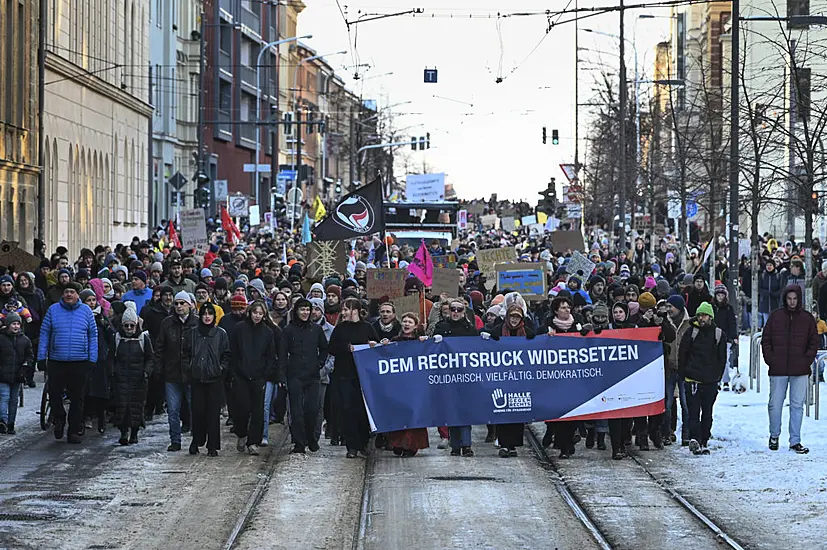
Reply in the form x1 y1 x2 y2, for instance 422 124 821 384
118 429 129 446
638 432 650 451
612 445 626 460
596 432 607 450
485 424 496 443
128 427 139 445
585 428 595 449
651 432 664 450
541 424 554 448
97 414 106 434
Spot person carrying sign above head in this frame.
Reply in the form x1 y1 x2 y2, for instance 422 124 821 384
488 300 535 458
431 298 480 457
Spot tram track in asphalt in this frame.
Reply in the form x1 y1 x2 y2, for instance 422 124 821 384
526 423 746 550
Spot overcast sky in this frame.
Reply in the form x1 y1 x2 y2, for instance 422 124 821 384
300 1 672 201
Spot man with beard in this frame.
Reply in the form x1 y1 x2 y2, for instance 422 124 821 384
166 260 196 295
47 269 72 306
372 302 401 340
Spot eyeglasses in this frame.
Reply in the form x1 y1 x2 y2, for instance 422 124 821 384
123 323 137 329
174 301 189 306
449 306 464 312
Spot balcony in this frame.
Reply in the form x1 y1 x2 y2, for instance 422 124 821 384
241 65 258 91
215 111 232 141
239 5 260 32
1 123 29 165
219 0 232 15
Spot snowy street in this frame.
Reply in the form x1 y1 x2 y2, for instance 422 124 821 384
0 336 824 550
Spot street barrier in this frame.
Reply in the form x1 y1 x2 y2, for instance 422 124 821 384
749 332 762 393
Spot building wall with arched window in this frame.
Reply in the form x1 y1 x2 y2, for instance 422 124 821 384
42 0 151 251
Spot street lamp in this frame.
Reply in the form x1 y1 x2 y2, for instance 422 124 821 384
254 34 312 208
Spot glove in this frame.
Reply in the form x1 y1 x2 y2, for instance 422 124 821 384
579 324 593 336
480 332 491 340
433 334 443 343
36 360 47 372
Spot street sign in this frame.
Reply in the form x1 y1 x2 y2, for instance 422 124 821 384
559 164 577 183
168 171 188 190
243 164 272 173
424 68 438 83
249 205 261 226
278 170 297 180
686 200 698 218
566 203 582 219
286 187 304 219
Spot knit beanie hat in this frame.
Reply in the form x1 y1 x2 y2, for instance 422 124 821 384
0 274 12 285
201 268 213 279
79 289 96 303
696 302 714 317
230 294 248 312
592 303 609 318
4 311 21 326
150 262 163 273
174 291 193 305
667 294 686 311
132 270 147 284
309 297 325 313
714 284 728 297
122 302 139 325
638 292 657 310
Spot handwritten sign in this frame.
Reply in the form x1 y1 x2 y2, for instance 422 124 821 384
550 230 585 253
501 217 516 232
180 209 208 251
392 294 421 318
433 253 457 269
476 247 517 276
496 263 547 300
480 214 499 229
457 210 468 231
366 269 407 299
431 267 460 297
566 250 596 281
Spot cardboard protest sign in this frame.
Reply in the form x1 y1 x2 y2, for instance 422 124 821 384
476 247 517 277
501 217 516 232
432 253 457 269
392 294 421 317
480 214 499 229
566 250 596 280
431 267 460 297
495 263 547 300
366 269 407 299
550 230 585 253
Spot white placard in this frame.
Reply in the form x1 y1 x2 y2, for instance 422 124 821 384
567 250 596 280
228 195 249 217
249 205 261 226
521 215 537 226
457 209 468 230
501 217 516 232
214 180 228 203
405 173 446 202
180 208 208 251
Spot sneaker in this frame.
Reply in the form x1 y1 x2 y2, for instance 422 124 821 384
700 445 710 455
207 449 218 457
291 445 306 454
0 420 6 434
681 439 690 447
769 437 779 451
189 443 199 455
541 427 554 448
247 445 260 456
450 449 461 456
596 433 607 451
612 449 626 460
722 383 730 391
558 450 571 459
688 439 701 455
790 443 810 454
498 448 510 458
461 447 474 457
236 435 247 453
508 449 518 457
167 442 181 452
54 422 65 440
437 438 450 450
6 424 15 435
585 429 595 449
260 438 269 447
639 439 650 451
308 441 320 452
118 432 129 446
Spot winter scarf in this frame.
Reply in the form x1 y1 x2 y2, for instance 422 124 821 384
552 315 575 331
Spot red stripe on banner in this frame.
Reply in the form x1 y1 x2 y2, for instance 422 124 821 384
547 400 665 422
558 327 662 342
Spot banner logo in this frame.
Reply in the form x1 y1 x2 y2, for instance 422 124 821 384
492 389 533 414
334 195 375 233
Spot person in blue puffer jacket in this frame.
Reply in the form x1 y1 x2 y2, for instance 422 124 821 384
38 282 98 444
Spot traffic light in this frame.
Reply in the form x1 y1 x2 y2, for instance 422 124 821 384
194 186 211 209
335 180 342 194
812 191 820 214
537 178 557 214
552 129 559 145
411 137 417 150
542 127 547 144
419 136 426 150
426 133 431 149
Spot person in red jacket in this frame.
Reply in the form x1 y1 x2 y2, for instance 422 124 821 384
761 284 818 454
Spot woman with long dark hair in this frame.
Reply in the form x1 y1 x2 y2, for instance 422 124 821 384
182 302 230 457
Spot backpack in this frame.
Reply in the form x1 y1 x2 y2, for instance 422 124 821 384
115 331 148 357
691 326 723 345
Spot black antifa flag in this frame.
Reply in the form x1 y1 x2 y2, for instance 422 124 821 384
313 178 385 241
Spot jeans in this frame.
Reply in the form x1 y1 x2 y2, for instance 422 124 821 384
759 312 770 328
721 345 734 385
165 382 191 445
262 381 281 442
315 384 327 441
686 381 718 445
0 382 21 425
768 375 808 446
664 370 689 439
449 425 472 450
741 303 751 332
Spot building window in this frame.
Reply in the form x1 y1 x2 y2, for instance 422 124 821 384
219 22 232 54
283 112 293 135
788 0 809 29
794 66 811 122
219 80 232 113
240 37 251 66
5 0 14 124
240 91 253 121
155 64 161 113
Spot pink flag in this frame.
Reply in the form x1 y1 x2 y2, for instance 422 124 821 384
407 240 434 287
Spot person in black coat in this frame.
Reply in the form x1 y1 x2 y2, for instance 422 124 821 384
80 290 115 434
685 274 712 317
328 297 378 458
0 312 34 434
433 298 479 457
231 300 279 455
712 284 737 390
140 285 172 420
282 298 330 454
113 303 154 446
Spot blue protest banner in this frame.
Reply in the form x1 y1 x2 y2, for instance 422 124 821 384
354 328 664 432
496 263 547 300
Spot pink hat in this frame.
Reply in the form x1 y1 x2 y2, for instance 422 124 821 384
644 276 657 290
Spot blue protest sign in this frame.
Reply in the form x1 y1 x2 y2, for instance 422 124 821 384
496 263 546 300
354 329 665 432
